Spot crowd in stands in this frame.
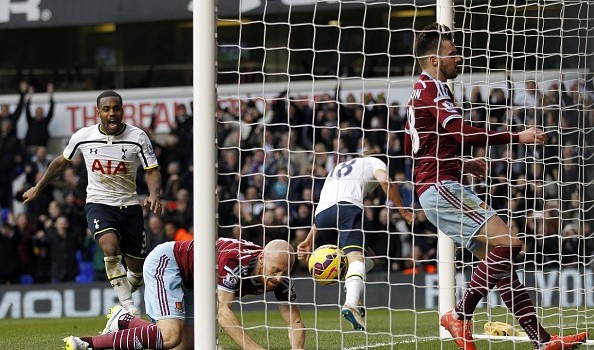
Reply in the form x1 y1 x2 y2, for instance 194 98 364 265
0 81 194 285
216 76 594 274
0 74 593 285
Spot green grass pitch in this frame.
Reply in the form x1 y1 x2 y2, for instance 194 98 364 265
0 307 590 349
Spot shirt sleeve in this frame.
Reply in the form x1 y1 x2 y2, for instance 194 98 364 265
138 131 159 169
444 118 519 146
62 130 82 161
217 255 240 294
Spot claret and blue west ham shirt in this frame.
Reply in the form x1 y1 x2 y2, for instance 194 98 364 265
405 72 517 196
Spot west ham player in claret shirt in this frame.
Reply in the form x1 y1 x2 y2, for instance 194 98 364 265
24 90 163 318
217 237 305 350
63 240 194 350
406 23 586 350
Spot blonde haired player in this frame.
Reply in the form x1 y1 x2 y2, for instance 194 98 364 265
297 154 412 330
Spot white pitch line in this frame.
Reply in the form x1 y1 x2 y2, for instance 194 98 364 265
343 338 433 350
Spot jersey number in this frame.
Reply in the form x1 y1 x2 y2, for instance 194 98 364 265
407 106 420 154
329 159 356 178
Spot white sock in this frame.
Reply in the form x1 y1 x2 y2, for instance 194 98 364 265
127 270 144 293
104 256 140 316
344 260 366 307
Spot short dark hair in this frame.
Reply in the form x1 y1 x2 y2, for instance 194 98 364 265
96 90 123 107
415 22 454 58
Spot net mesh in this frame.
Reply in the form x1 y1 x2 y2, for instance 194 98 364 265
215 0 594 348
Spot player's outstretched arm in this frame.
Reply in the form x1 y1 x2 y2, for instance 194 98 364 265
22 155 69 204
278 303 306 350
217 290 265 350
297 224 316 261
144 167 163 214
375 169 413 225
518 127 548 145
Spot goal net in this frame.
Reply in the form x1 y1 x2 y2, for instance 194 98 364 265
213 0 594 348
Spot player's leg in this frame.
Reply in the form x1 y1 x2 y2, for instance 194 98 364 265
337 203 366 331
98 232 140 316
171 324 194 350
121 205 148 294
85 203 140 316
470 219 552 348
454 215 523 320
143 241 189 347
170 291 194 350
156 319 186 349
124 256 144 292
420 181 498 349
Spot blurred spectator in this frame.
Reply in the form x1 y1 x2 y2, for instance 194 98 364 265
162 188 192 229
31 226 51 283
0 81 27 138
0 218 20 284
169 106 194 175
164 219 192 242
0 118 24 210
14 212 37 276
46 215 78 282
261 204 289 244
146 215 167 252
24 83 55 153
289 202 313 246
29 146 53 175
269 166 289 200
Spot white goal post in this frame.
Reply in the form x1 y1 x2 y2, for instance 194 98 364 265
193 1 217 349
205 0 594 349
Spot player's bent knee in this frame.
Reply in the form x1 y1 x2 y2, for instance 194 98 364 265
157 319 185 349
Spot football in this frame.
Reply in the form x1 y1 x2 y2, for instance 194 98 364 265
308 245 348 285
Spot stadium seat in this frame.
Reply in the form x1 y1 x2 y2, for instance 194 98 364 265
19 274 34 284
76 262 95 283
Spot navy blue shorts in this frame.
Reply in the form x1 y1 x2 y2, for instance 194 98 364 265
85 203 147 259
314 202 365 254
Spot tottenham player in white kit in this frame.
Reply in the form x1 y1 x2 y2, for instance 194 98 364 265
297 154 412 331
23 90 163 317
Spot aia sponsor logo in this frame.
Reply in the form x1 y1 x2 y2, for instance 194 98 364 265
91 159 128 175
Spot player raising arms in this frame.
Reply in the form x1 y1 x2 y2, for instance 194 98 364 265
407 22 586 350
217 237 306 350
297 154 413 331
63 240 193 350
23 90 163 317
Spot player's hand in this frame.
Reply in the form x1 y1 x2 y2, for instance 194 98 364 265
518 127 548 145
144 195 162 214
297 240 312 261
464 158 487 179
19 80 28 93
399 209 414 225
22 186 39 204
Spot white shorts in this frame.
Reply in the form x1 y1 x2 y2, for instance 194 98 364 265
143 241 194 324
419 181 497 253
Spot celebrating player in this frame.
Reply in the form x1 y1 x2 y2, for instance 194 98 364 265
297 154 413 331
23 90 163 317
406 22 587 350
217 237 306 350
63 240 193 350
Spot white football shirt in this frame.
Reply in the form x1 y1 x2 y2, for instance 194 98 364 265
63 123 158 206
315 156 386 215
